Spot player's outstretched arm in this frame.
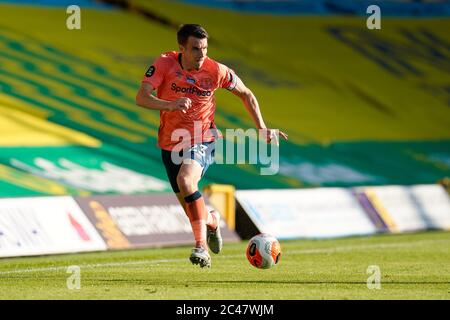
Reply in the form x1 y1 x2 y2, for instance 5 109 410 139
231 77 288 145
136 82 191 113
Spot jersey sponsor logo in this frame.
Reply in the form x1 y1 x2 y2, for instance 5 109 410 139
186 76 196 84
145 65 155 77
171 83 211 96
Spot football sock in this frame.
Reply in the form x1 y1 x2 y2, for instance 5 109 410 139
184 191 208 248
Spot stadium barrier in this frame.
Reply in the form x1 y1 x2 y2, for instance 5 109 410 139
0 196 107 257
74 193 240 249
354 185 450 233
203 184 236 230
235 188 378 240
2 184 448 257
234 184 450 240
439 177 450 196
0 193 239 258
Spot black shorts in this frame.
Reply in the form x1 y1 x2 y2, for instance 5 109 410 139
161 141 216 193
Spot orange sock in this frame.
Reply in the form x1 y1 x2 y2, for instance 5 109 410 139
184 191 208 248
190 220 206 248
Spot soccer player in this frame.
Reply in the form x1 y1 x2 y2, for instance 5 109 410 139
136 24 288 268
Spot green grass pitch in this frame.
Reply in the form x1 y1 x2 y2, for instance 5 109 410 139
0 231 449 299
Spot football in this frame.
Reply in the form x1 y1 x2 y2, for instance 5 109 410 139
246 233 281 269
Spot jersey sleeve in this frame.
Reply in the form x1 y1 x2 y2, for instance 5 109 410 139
141 55 168 89
217 62 238 91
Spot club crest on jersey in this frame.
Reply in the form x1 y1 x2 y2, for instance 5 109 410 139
145 65 155 77
199 78 213 90
175 71 183 79
186 76 196 84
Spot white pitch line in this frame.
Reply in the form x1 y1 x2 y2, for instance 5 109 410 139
0 258 186 275
0 238 448 276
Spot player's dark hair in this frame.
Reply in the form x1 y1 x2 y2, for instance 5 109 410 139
177 24 208 46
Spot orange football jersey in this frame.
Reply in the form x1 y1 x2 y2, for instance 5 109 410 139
142 51 237 151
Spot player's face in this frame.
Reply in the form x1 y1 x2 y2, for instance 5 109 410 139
180 36 208 70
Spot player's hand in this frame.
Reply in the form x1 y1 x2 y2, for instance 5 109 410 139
168 97 192 113
259 128 288 146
